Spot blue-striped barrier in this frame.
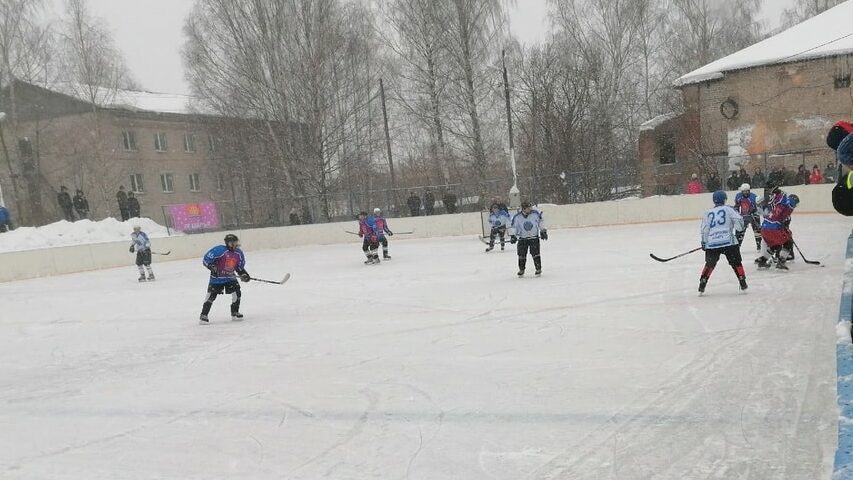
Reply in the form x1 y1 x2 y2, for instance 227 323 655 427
834 230 853 479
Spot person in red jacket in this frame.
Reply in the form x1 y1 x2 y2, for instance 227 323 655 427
809 164 823 185
686 173 703 194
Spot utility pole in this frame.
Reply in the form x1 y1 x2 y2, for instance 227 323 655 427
379 78 398 215
502 50 520 208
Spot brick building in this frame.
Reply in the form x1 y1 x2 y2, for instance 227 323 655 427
0 81 293 228
639 3 853 196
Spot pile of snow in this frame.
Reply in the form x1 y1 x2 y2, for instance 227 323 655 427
0 217 178 253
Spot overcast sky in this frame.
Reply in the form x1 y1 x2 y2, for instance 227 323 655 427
47 0 796 95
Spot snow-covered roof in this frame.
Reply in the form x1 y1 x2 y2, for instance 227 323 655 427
55 83 200 115
639 112 678 131
675 1 853 87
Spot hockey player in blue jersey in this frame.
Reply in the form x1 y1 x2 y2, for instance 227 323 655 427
510 201 547 276
699 191 747 294
733 183 761 250
199 234 250 324
485 202 511 252
129 225 155 281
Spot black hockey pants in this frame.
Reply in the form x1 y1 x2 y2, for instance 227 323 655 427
201 281 241 315
517 237 541 271
489 226 506 247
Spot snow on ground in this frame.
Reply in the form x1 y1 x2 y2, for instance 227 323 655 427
0 214 849 479
0 217 176 253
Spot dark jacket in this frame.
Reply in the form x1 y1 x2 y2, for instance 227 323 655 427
117 190 128 209
57 191 73 210
127 196 141 217
73 192 89 215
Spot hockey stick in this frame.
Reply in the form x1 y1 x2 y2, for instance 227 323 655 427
393 230 414 235
151 251 171 255
791 241 822 266
249 273 291 285
344 230 360 235
649 246 702 263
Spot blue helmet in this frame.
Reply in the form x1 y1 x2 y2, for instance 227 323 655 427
786 194 800 207
712 190 727 205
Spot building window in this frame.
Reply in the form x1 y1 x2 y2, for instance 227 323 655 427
184 134 196 152
130 174 144 193
657 135 676 165
160 173 174 193
154 132 168 152
208 134 219 152
189 173 200 192
121 131 137 151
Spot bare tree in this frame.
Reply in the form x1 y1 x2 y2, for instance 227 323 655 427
781 0 845 28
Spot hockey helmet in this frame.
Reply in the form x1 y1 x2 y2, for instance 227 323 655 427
224 233 239 246
765 180 780 194
373 207 381 214
787 194 800 207
520 201 532 210
712 190 727 205
357 211 367 218
132 225 141 231
739 183 750 192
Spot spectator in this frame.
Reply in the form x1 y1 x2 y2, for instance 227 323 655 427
738 168 750 186
809 164 823 185
289 207 301 225
687 173 703 194
781 166 795 186
825 163 838 183
794 164 809 185
423 189 435 215
301 204 313 224
443 191 458 213
0 204 12 232
72 189 89 219
751 168 766 187
726 171 740 190
705 173 721 192
406 191 421 217
57 185 74 221
127 191 141 218
117 185 129 221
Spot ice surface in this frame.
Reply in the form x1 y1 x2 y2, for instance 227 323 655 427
0 214 849 479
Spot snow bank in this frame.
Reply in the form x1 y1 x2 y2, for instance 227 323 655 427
0 217 177 253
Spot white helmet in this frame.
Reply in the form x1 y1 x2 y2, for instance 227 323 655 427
739 183 750 192
373 207 381 214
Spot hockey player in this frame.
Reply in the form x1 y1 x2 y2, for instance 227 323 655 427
733 183 761 250
372 207 394 260
699 191 748 293
357 211 380 264
755 192 799 270
510 201 547 277
129 225 155 281
485 203 511 252
199 233 250 324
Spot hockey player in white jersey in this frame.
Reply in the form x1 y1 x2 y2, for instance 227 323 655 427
510 201 547 276
699 191 748 294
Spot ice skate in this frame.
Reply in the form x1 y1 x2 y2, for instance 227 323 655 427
138 274 146 282
738 276 748 291
199 314 209 325
147 273 155 281
698 276 708 293
232 312 244 322
535 269 542 276
485 246 493 252
517 269 525 277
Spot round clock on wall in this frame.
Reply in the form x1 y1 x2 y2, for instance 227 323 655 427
720 98 739 119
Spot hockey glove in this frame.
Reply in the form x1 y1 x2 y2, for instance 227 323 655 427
735 230 745 245
510 235 517 244
701 242 706 251
239 272 251 283
387 231 394 236
539 230 548 240
129 245 135 253
207 265 218 276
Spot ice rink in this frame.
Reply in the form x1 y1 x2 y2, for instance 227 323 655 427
1 214 850 479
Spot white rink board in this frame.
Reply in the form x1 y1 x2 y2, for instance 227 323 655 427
0 214 848 479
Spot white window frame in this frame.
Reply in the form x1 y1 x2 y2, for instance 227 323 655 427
208 134 219 152
184 134 196 153
189 173 200 192
154 132 168 152
130 173 144 193
121 131 137 151
160 173 174 193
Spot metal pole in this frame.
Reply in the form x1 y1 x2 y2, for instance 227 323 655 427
379 79 398 215
502 50 520 208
